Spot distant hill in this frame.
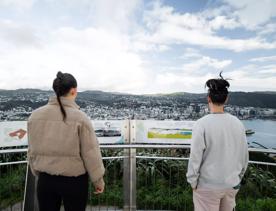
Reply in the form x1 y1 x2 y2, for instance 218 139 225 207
227 92 276 108
0 89 276 109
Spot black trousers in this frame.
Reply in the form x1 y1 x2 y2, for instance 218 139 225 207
37 172 88 211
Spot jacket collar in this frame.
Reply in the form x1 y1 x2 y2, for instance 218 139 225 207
48 96 80 109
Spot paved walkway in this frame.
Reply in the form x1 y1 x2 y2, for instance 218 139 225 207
2 203 173 211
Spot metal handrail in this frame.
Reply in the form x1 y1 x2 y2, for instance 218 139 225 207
1 151 276 167
1 144 276 154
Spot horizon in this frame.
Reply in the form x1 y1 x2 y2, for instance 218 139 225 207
1 87 276 96
0 0 276 94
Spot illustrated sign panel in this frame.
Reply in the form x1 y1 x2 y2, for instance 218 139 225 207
0 121 28 147
0 120 126 147
92 120 126 144
0 120 195 147
133 120 195 144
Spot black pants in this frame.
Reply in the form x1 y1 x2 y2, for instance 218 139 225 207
37 172 88 211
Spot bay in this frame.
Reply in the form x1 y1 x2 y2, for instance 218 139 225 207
243 119 276 149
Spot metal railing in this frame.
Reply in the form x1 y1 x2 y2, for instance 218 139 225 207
1 145 276 211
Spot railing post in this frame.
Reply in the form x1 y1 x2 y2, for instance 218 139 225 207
123 120 136 211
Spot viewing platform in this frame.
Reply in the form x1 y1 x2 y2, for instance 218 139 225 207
1 120 276 211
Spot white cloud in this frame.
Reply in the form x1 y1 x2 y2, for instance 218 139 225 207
0 20 41 48
142 53 232 93
227 69 276 91
147 72 214 94
249 55 276 62
144 60 276 94
137 2 276 52
44 0 142 33
0 25 150 93
223 0 276 29
258 23 276 36
181 48 201 58
84 0 142 33
209 16 241 30
0 0 35 10
0 0 275 94
181 56 232 73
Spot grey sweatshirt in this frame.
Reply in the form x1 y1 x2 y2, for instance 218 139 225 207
186 113 248 189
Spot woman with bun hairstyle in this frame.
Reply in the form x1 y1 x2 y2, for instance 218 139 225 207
186 72 248 211
27 72 105 211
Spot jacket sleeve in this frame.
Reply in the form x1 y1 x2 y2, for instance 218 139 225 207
27 150 39 177
186 122 206 189
239 126 249 180
27 120 39 177
79 117 105 189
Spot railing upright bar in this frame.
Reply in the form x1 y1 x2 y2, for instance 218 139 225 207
123 120 137 211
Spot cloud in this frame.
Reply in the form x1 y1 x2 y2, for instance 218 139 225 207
144 60 276 94
141 53 232 93
223 0 276 29
0 0 151 94
227 67 276 91
258 23 276 36
44 0 142 33
0 20 41 48
0 26 150 93
0 0 35 10
136 2 276 52
181 55 232 73
209 16 241 30
147 72 214 94
259 67 276 74
181 48 202 58
0 0 275 94
249 55 276 62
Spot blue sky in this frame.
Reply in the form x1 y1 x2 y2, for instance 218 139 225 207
0 0 275 94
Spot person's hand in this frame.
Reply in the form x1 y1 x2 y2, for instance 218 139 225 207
94 186 104 194
93 178 105 194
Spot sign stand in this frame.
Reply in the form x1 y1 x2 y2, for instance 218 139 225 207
123 120 136 211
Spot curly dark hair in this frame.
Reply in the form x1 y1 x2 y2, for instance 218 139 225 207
205 71 230 105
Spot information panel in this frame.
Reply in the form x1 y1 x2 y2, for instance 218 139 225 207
0 120 196 147
133 120 195 144
0 120 126 147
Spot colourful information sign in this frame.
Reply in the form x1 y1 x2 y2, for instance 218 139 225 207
133 120 194 144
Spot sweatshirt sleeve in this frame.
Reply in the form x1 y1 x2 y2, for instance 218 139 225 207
239 126 249 180
186 121 206 189
79 117 105 189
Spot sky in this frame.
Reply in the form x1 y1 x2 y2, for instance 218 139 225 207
0 0 275 94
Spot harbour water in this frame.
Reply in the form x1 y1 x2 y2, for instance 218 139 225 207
243 119 276 149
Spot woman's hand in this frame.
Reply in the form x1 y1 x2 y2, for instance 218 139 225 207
93 178 105 194
94 186 104 194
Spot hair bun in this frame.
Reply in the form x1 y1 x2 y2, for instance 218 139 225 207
57 71 64 80
206 72 230 92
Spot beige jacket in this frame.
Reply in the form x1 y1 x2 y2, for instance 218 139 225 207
27 96 105 188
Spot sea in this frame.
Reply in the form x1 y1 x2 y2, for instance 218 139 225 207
243 119 276 149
